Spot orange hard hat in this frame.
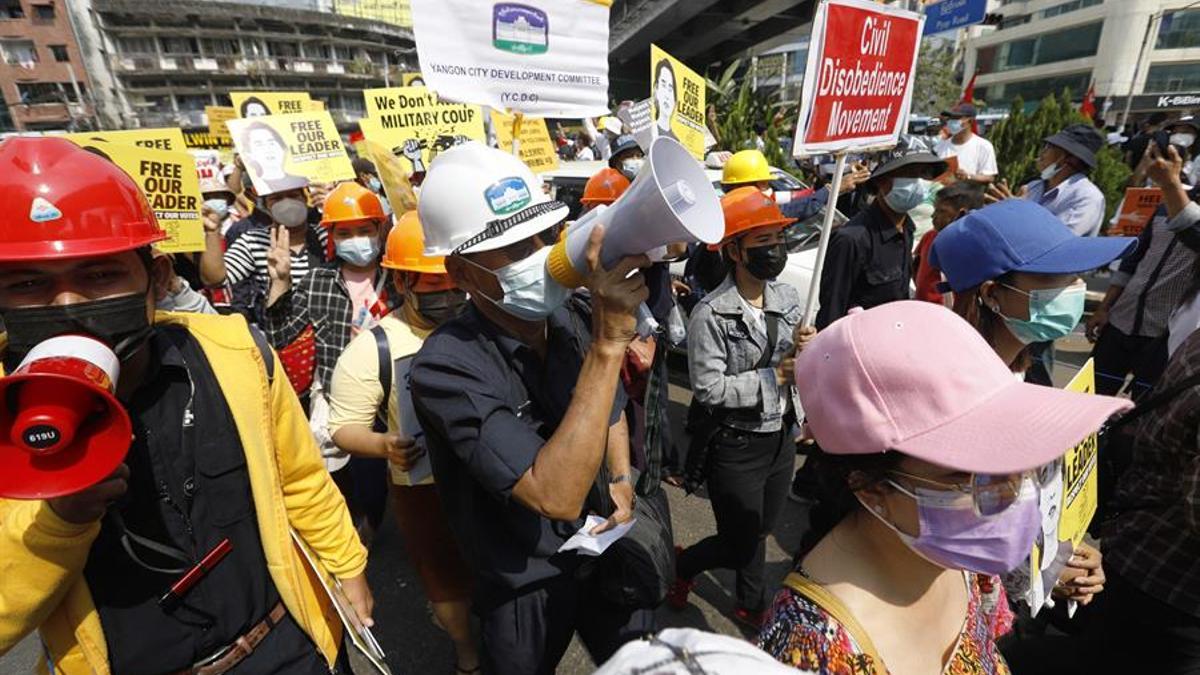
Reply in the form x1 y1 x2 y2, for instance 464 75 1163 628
0 137 167 261
714 186 797 248
581 168 631 206
382 210 447 274
321 181 386 228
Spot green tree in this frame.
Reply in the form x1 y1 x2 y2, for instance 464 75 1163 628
706 59 791 167
989 89 1130 222
911 41 959 117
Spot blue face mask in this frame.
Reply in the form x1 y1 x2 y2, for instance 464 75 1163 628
883 177 930 213
994 282 1086 344
946 119 965 135
335 236 380 267
367 176 383 193
203 197 230 219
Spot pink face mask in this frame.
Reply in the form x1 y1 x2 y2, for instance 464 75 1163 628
863 477 1041 575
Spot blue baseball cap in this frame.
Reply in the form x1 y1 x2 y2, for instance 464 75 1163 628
929 200 1136 293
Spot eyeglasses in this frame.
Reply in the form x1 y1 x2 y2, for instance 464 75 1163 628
888 470 1028 517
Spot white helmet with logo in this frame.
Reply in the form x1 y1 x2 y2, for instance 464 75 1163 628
418 141 567 256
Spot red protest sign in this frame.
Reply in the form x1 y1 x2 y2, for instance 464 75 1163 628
792 0 923 156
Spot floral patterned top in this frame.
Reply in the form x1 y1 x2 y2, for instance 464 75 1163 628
757 570 1014 675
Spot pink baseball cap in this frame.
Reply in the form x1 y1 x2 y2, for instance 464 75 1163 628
795 301 1132 474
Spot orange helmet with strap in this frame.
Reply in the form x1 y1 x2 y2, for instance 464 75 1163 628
382 210 447 274
0 138 167 261
581 168 631 206
713 186 796 249
321 181 386 227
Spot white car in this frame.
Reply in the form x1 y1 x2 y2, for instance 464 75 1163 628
541 160 840 319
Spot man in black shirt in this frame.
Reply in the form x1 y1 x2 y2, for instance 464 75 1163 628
411 143 651 674
815 147 946 329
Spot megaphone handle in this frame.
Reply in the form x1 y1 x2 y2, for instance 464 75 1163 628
636 304 660 339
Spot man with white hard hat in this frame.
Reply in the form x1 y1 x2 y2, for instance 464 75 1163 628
410 142 652 674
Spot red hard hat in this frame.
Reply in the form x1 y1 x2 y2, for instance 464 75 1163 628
0 137 167 262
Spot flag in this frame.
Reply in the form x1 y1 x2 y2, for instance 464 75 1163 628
1080 83 1096 120
960 73 977 105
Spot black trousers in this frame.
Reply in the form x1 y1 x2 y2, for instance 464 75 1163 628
676 426 792 613
1096 571 1200 674
1091 325 1169 399
478 571 655 675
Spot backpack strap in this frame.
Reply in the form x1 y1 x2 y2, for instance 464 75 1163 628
1107 370 1200 433
249 324 275 383
782 572 886 675
371 324 391 432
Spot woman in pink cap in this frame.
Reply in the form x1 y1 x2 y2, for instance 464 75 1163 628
757 301 1130 674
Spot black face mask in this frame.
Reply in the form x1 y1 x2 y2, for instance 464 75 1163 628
2 293 153 368
743 243 788 280
415 289 467 325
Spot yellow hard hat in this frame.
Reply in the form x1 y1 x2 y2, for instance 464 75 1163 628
721 149 773 186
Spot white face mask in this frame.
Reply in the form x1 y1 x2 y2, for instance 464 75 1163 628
1040 163 1060 182
1170 132 1196 148
620 158 645 180
335 236 380 267
462 246 571 321
946 119 965 135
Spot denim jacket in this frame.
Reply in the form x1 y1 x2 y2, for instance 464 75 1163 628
687 275 802 432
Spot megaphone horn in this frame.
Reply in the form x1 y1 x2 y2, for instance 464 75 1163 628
0 334 133 499
547 136 724 289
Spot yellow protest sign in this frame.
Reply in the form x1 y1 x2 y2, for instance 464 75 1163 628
65 128 188 153
491 111 559 173
1029 359 1100 616
182 128 228 151
306 100 326 112
66 140 203 253
230 91 312 117
401 72 426 87
226 111 355 195
206 106 237 146
361 86 486 174
650 45 707 159
361 138 418 217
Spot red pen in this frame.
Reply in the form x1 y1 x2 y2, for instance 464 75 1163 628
158 538 233 611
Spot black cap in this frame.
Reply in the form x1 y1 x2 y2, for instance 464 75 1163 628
1044 124 1104 169
868 136 947 184
941 103 978 119
352 157 377 176
611 134 640 157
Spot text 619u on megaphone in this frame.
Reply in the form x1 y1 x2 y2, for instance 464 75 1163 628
0 334 133 499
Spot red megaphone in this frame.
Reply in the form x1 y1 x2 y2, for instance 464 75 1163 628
0 334 133 499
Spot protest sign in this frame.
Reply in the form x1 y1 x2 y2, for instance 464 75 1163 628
182 128 227 151
409 0 611 117
206 105 237 146
230 91 312 117
360 137 419 216
65 128 189 153
361 87 486 174
491 110 559 173
1111 187 1162 236
402 72 426 87
67 140 203 253
616 98 655 153
226 111 355 195
1028 359 1101 616
650 45 707 160
306 100 326 112
791 0 923 156
191 149 226 193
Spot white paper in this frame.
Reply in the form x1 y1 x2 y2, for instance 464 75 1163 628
557 515 636 556
390 356 433 485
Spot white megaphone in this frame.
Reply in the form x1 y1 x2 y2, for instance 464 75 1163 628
0 334 133 499
546 136 724 335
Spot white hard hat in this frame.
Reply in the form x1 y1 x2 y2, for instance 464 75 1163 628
418 141 568 256
595 628 797 674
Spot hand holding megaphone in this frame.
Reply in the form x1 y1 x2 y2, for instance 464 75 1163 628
546 136 724 337
580 225 651 346
48 463 130 524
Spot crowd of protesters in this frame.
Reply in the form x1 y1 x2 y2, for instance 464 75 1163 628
0 92 1198 675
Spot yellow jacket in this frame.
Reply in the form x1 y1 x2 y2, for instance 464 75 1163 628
0 312 368 674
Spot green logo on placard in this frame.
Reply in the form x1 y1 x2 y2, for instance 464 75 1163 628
493 4 549 55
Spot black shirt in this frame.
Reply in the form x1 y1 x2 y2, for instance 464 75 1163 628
410 303 624 609
82 327 324 674
815 201 914 329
